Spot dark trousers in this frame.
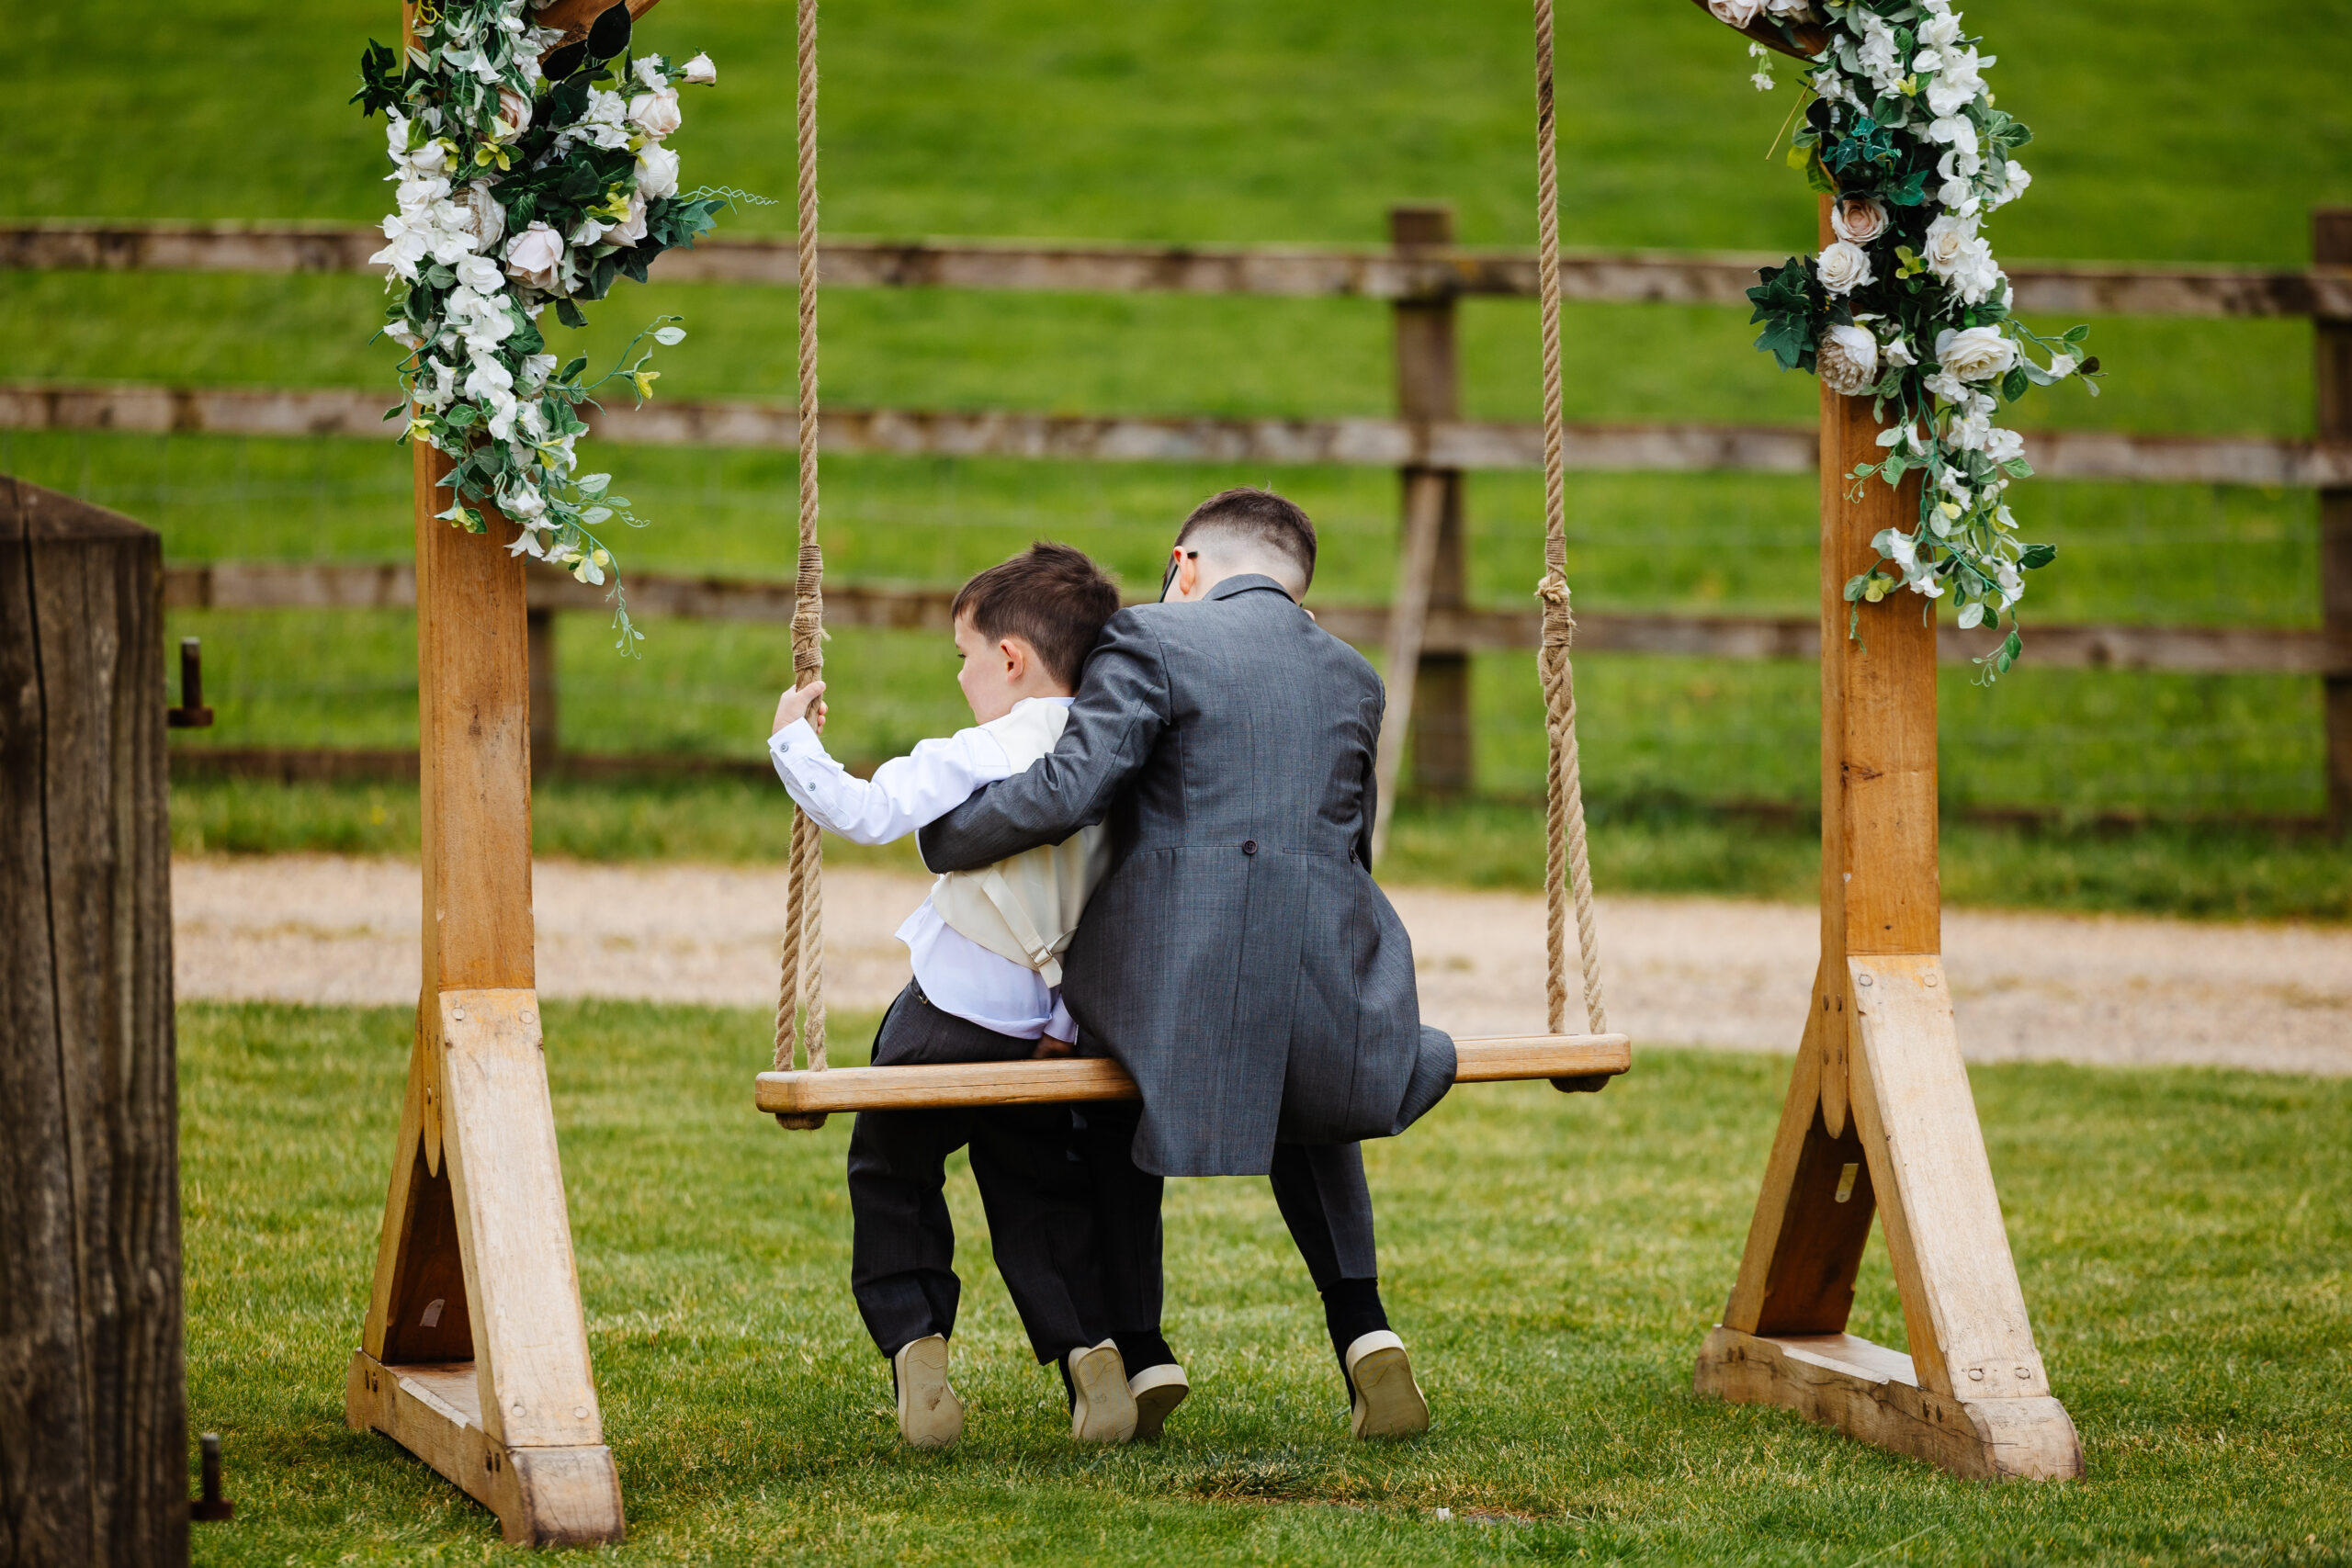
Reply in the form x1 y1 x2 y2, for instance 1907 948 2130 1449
847 984 1106 1364
1075 1100 1390 1373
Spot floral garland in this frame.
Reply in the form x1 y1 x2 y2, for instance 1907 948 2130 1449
354 0 729 650
1705 0 2102 680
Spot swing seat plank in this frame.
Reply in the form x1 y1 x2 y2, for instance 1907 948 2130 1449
753 1032 1631 1116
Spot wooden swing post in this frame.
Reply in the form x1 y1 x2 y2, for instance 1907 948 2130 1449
339 4 663 1546
1689 202 2084 1482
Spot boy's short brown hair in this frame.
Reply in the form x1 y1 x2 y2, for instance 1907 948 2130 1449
951 542 1123 688
1174 486 1317 591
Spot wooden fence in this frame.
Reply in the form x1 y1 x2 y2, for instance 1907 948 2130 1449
7 212 2350 820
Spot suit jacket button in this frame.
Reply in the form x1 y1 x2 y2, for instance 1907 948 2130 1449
1241 840 1258 855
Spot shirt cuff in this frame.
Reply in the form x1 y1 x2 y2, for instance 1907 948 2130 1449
768 718 822 757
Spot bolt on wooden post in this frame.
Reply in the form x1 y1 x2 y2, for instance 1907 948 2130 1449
1689 198 2084 1482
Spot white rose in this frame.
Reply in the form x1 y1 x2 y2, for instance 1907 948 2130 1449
609 193 649 246
1706 0 1765 25
1922 212 1974 276
1936 325 2017 383
1815 240 1874 298
635 143 680 199
458 183 507 251
495 86 533 140
683 51 717 85
1829 196 1888 245
503 221 565 292
628 87 683 140
1817 323 1881 396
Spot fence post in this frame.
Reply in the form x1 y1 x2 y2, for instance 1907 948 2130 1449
1391 205 1473 796
1 475 189 1568
526 605 560 773
2317 209 2352 835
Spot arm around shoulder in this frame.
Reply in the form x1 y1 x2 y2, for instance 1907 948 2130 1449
919 610 1170 873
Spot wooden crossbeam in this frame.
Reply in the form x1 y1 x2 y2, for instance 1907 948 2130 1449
7 221 2348 318
752 1032 1632 1116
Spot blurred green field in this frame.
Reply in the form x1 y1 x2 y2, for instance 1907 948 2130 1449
6 0 2351 904
178 1001 2352 1565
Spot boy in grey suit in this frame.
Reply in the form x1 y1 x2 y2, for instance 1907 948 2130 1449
920 488 1455 1439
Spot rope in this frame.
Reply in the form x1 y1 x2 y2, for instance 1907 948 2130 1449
773 0 828 1126
1532 0 1606 1037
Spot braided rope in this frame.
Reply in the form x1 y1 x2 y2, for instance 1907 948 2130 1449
773 0 828 1122
1532 0 1606 1037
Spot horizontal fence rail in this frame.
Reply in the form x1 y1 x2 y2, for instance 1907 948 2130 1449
11 381 2347 489
160 560 2346 676
7 222 2351 318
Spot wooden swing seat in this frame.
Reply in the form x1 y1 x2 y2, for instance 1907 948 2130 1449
754 1031 1631 1116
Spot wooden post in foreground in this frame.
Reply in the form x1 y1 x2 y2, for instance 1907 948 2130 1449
2317 209 2352 834
1 477 188 1568
1690 202 2083 1481
340 434 624 1544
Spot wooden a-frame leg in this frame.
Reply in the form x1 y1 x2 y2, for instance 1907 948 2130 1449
347 990 623 1545
1694 957 2081 1480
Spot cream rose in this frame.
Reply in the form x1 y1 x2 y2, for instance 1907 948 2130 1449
1935 325 2018 383
1707 0 1765 25
628 87 683 140
1817 323 1881 396
1921 213 1973 276
635 144 680 200
683 51 717 85
503 221 565 292
495 86 533 140
1829 196 1888 246
1815 240 1874 298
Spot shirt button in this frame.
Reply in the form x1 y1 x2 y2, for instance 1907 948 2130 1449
1241 840 1258 856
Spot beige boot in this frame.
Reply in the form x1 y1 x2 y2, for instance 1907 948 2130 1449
893 1335 965 1449
1127 1361 1191 1443
1343 1330 1430 1439
1067 1339 1138 1444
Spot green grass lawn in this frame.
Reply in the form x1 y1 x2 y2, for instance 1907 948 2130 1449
180 1001 2352 1565
7 0 2351 874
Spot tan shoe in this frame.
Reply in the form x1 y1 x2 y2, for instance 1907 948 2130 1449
1343 1330 1430 1439
893 1335 964 1449
1127 1361 1191 1443
1067 1339 1138 1444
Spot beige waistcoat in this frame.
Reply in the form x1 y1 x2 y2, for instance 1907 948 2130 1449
928 699 1112 988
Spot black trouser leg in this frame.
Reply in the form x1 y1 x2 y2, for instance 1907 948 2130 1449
847 984 1106 1365
967 1104 1107 1364
1073 1099 1174 1372
1267 1141 1390 1371
847 1104 969 1359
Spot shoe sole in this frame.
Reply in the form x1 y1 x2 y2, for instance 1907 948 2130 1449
1128 1368 1190 1444
1069 1346 1139 1444
896 1337 964 1449
1349 1346 1430 1439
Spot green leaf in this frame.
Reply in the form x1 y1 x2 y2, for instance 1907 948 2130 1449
2018 543 2057 570
2000 366 2029 401
560 355 588 383
2000 458 2034 479
2062 323 2091 344
554 298 589 330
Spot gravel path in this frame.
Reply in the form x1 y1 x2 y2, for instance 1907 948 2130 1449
172 856 2352 1076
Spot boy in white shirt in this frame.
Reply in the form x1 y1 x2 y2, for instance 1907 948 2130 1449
767 543 1152 1450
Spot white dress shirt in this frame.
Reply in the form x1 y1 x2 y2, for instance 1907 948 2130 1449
768 699 1079 1042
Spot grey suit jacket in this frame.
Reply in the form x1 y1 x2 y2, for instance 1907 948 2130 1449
918 574 1454 1177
